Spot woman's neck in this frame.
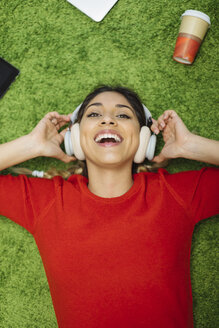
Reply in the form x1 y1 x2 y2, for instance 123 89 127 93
86 164 134 198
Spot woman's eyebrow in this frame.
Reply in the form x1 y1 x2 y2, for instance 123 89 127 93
115 104 134 113
86 102 102 109
86 102 134 113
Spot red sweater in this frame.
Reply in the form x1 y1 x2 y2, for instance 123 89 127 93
0 168 219 328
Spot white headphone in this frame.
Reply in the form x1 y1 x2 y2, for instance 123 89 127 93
64 103 157 163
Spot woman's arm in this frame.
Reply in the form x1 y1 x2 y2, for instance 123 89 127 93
0 112 75 171
151 110 219 165
0 134 39 171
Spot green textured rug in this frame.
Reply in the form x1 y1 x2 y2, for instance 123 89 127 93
0 0 218 327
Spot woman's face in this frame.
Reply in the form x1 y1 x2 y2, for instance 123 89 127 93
79 91 140 169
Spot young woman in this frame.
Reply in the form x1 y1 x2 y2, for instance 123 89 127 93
0 86 218 328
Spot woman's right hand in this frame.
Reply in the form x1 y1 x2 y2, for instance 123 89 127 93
29 112 75 163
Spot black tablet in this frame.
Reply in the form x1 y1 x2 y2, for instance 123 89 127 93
0 57 20 98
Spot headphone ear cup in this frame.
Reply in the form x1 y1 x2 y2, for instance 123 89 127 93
146 134 157 161
71 123 86 161
134 126 151 163
64 129 73 156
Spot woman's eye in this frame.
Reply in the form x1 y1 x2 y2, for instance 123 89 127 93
87 112 101 117
117 114 131 119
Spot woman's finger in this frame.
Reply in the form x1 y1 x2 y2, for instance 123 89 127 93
53 120 71 131
152 153 167 163
56 151 76 163
51 118 58 125
150 118 160 135
44 111 60 120
157 110 178 130
45 112 71 123
60 127 69 139
56 128 71 144
44 113 71 132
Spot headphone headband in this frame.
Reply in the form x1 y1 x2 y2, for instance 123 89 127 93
70 103 153 126
70 104 82 124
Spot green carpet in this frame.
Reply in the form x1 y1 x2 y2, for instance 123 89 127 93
0 0 218 327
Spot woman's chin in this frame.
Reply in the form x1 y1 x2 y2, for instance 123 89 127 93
86 155 134 170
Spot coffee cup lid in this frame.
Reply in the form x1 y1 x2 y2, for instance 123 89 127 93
181 10 211 26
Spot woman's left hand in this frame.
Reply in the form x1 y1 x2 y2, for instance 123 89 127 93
151 110 192 163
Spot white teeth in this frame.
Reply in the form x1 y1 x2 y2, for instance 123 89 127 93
95 133 122 143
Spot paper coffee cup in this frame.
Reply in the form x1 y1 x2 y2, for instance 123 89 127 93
173 10 211 64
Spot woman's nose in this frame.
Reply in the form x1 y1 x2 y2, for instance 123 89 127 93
99 116 117 126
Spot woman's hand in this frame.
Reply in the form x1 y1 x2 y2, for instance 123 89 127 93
151 110 192 163
29 112 75 163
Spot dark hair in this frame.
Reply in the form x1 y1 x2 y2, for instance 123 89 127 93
75 85 147 128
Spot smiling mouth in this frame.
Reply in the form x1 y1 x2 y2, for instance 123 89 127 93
94 133 123 146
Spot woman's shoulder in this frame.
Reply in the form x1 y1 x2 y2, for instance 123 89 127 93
136 167 219 191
